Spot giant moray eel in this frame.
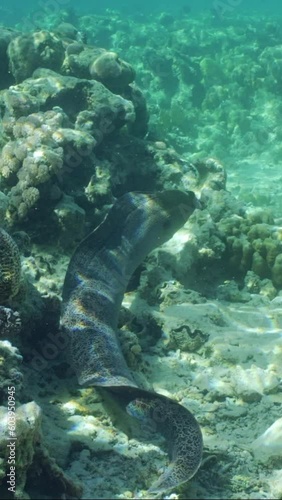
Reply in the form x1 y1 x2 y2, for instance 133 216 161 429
61 190 203 493
0 228 21 302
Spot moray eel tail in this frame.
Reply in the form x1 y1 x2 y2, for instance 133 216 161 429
61 190 203 493
127 394 203 493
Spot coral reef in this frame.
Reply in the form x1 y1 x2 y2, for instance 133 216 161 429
0 71 136 226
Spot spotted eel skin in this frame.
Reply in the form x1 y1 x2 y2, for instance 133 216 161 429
0 228 21 302
61 190 203 493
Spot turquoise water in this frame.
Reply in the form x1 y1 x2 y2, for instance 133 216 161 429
1 0 282 12
2 0 282 24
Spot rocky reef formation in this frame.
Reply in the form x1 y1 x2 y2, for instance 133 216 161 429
0 70 138 225
0 27 149 240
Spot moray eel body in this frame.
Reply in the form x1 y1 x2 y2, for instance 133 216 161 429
0 228 21 302
61 190 203 493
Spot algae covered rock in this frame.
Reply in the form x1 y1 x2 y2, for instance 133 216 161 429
8 31 65 83
0 27 19 89
54 194 85 247
63 44 136 93
124 82 149 138
89 50 135 92
62 45 104 79
55 22 79 41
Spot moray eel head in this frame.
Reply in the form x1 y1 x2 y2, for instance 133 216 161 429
149 189 198 243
